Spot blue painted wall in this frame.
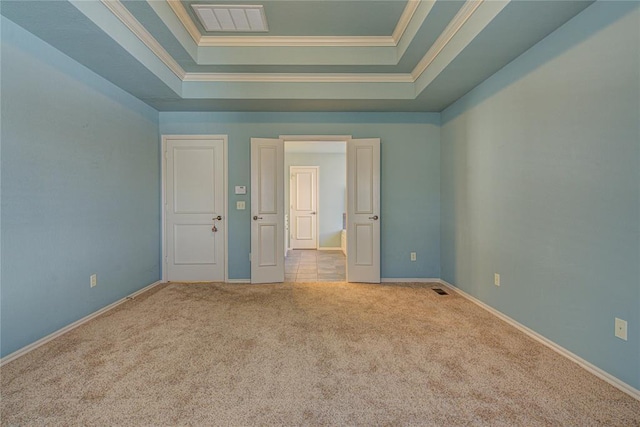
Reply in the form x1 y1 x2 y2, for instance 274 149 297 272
285 152 346 249
160 112 441 280
441 3 639 389
0 18 161 357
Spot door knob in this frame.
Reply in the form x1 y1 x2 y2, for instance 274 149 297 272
310 212 316 215
369 215 379 220
253 215 263 221
213 215 222 221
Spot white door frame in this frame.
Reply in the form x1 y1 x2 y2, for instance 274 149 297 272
253 134 381 283
282 135 351 256
161 135 229 282
289 166 319 250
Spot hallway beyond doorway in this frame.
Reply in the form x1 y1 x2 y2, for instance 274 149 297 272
285 250 345 282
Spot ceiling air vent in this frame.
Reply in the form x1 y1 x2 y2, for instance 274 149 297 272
192 4 268 32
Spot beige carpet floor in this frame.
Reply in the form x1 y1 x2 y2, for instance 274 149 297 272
1 282 639 426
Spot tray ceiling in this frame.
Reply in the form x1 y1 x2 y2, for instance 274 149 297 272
0 0 594 112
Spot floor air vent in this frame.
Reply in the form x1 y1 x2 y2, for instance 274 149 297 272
432 288 448 295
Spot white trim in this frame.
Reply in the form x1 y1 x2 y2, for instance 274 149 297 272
199 36 397 48
381 278 441 283
161 137 167 282
100 0 186 79
280 135 352 142
437 279 640 401
183 73 415 83
226 279 251 284
183 73 414 83
0 280 163 367
392 0 421 43
161 135 229 283
166 0 202 44
103 0 486 86
411 0 484 80
318 247 343 251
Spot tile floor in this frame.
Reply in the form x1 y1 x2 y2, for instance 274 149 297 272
285 250 346 282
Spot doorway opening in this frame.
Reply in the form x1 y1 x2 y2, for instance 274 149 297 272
284 137 347 281
250 135 380 284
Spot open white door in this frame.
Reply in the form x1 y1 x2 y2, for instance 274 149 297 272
251 138 285 283
347 138 380 283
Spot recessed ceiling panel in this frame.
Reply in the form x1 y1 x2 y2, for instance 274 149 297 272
183 0 407 37
192 4 268 32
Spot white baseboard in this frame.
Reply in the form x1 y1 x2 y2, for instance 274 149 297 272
381 278 440 283
0 280 163 367
318 247 342 251
437 279 640 401
226 279 251 283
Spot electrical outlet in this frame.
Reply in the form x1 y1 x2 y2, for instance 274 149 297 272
615 318 628 341
410 252 417 261
90 274 97 288
494 273 500 287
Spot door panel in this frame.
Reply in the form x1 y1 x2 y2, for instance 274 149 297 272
355 146 374 214
295 217 313 240
173 224 218 265
165 137 226 282
290 166 318 249
355 223 374 266
258 146 277 213
251 138 284 283
174 148 217 213
296 173 313 210
347 139 380 283
258 224 277 266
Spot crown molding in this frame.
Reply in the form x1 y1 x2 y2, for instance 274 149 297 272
392 0 421 43
197 36 397 48
167 0 421 48
100 0 485 87
101 0 186 79
166 0 203 44
183 73 414 83
411 0 484 80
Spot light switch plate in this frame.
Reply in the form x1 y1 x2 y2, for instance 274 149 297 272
237 201 246 210
235 185 247 194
